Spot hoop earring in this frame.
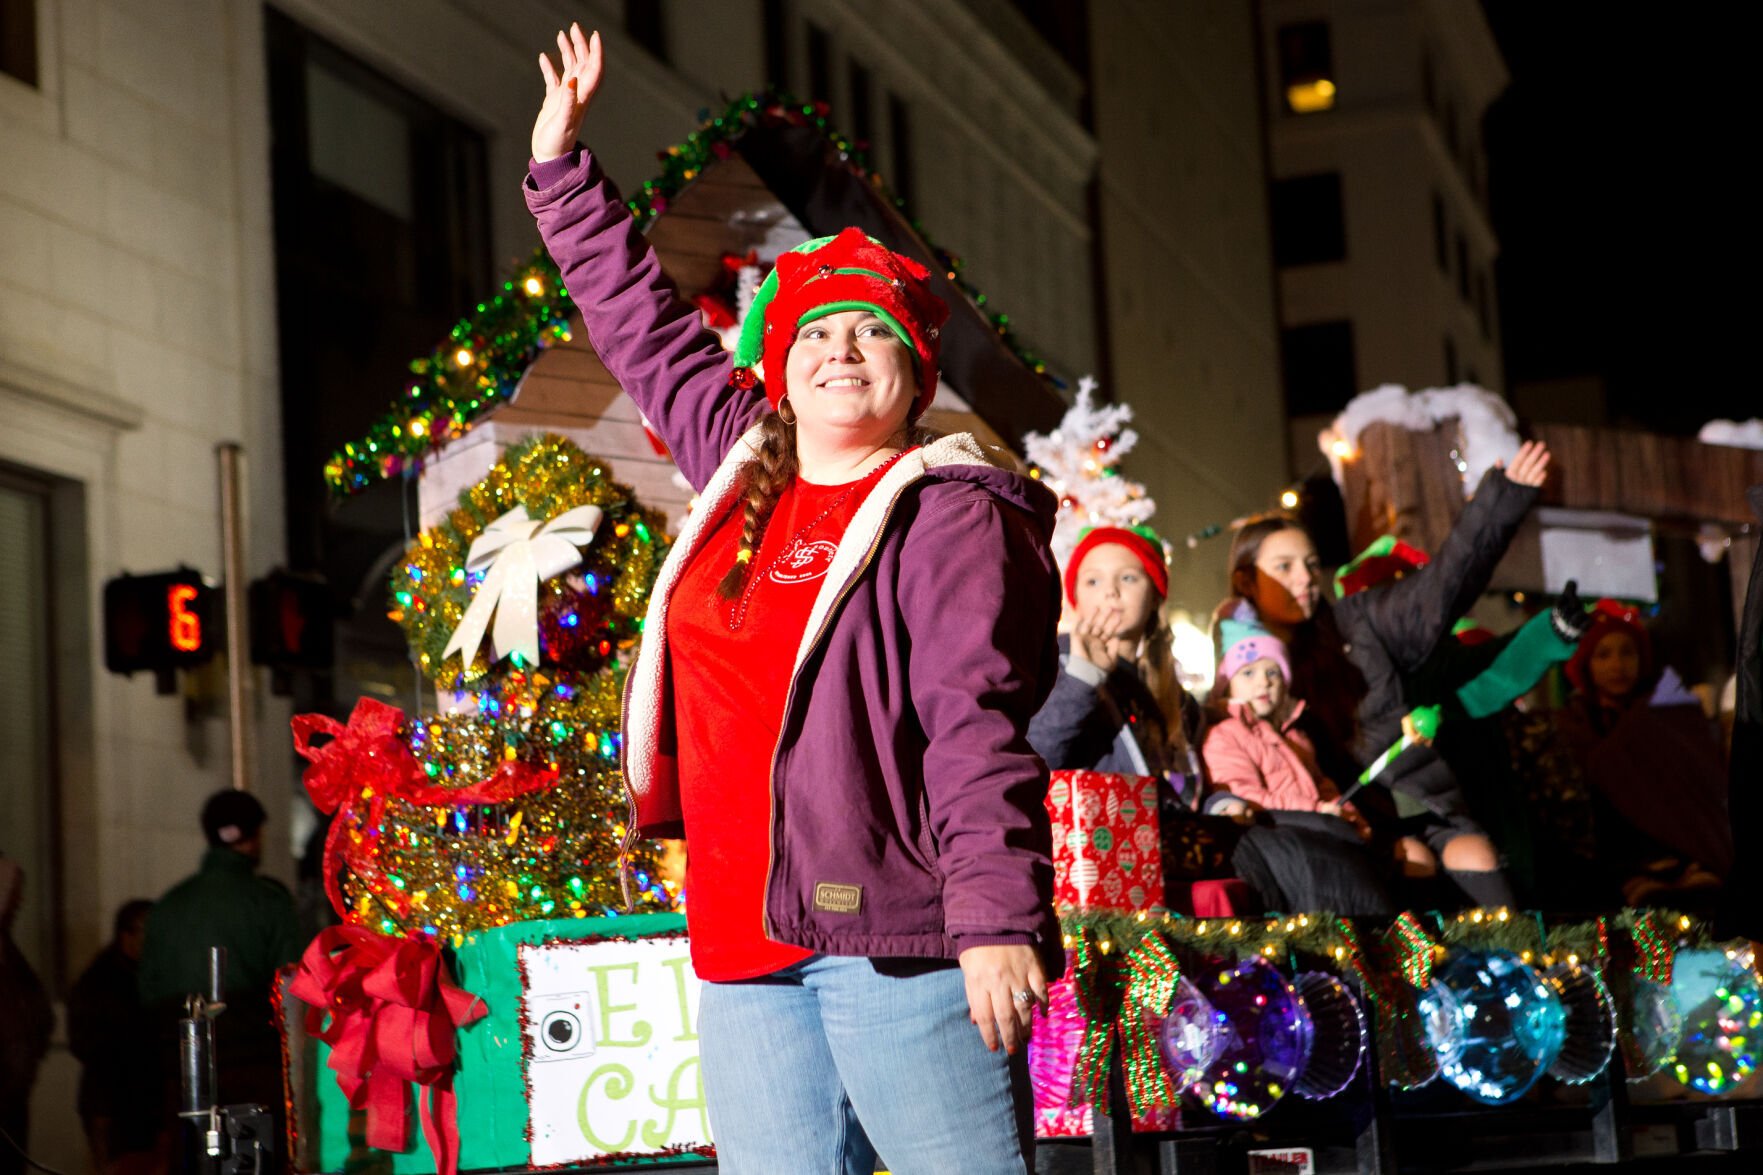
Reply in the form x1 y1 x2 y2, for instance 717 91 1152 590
777 397 797 426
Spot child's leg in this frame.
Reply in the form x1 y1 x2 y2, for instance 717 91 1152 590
1440 832 1517 908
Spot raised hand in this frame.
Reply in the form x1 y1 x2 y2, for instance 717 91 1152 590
532 23 603 164
1497 439 1551 489
1069 605 1125 670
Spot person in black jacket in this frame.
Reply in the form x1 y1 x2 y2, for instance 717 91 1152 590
1215 442 1554 909
68 900 163 1175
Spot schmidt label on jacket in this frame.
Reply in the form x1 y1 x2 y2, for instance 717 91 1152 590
812 882 863 913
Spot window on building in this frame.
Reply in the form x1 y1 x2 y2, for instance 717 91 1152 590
1475 270 1492 339
1432 192 1448 273
1444 336 1459 385
848 59 873 147
623 1 668 64
1271 173 1346 267
888 92 915 206
1277 22 1335 114
0 465 61 984
1455 233 1471 300
1281 321 1357 416
1 0 38 86
762 0 788 90
806 21 831 105
1007 0 1092 78
264 10 489 705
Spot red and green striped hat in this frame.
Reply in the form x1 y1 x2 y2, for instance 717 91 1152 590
735 228 950 416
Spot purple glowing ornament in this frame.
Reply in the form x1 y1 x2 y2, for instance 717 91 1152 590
1191 955 1313 1121
1155 974 1224 1096
1292 972 1367 1099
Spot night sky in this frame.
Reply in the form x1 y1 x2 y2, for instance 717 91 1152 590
1482 4 1747 435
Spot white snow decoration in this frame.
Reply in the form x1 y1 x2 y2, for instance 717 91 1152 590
1697 418 1763 451
1320 384 1521 499
1021 377 1160 566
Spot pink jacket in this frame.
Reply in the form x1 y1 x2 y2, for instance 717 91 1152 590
1202 701 1367 832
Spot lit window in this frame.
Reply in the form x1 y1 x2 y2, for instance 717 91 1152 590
1279 23 1335 114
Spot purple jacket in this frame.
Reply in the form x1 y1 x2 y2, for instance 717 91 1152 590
526 149 1065 976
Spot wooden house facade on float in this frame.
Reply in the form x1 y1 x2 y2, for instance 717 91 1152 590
326 96 1071 533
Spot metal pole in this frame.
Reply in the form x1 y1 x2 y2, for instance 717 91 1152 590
218 442 253 792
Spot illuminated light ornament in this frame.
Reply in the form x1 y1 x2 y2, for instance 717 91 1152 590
1291 972 1367 1099
1153 974 1225 1097
1192 955 1313 1121
1417 950 1566 1106
1667 946 1762 1095
1618 976 1683 1081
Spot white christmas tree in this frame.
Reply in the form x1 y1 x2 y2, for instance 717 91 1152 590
1022 377 1159 565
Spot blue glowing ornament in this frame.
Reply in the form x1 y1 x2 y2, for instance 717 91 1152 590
1543 961 1616 1084
1618 976 1682 1081
1192 955 1313 1121
1417 950 1566 1105
1668 946 1761 1095
1155 974 1225 1096
1292 972 1367 1099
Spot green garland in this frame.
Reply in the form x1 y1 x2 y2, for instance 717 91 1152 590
1057 906 1717 991
326 91 1060 498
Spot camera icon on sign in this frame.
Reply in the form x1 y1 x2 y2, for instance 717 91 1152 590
526 992 597 1062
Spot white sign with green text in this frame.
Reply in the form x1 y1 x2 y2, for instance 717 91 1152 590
519 936 710 1165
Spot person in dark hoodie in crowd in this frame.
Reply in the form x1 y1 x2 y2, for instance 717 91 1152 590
1 857 54 1175
68 899 164 1175
525 25 1062 1172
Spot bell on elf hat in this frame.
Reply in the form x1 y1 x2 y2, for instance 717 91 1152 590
733 228 950 417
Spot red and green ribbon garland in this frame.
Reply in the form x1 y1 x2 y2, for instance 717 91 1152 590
1337 917 1436 1091
1386 911 1437 989
1116 934 1185 1115
1629 911 1676 985
1068 930 1116 1111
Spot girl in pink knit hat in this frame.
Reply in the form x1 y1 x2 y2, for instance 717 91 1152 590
1202 617 1371 842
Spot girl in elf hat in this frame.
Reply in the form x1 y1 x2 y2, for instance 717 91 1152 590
527 28 1060 1171
1554 599 1730 904
1027 525 1201 779
1215 439 1553 911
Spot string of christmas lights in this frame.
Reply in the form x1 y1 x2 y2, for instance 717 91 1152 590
326 90 1059 498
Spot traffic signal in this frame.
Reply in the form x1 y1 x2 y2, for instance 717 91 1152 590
249 571 333 672
103 568 219 690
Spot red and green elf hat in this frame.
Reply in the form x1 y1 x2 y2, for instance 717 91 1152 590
734 228 950 416
1064 525 1170 606
1334 535 1431 598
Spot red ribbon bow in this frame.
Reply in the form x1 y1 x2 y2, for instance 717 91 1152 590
292 698 559 919
289 927 487 1175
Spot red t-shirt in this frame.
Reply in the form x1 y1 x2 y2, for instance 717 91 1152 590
667 455 905 980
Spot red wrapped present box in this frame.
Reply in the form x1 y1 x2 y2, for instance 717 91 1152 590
1046 769 1165 913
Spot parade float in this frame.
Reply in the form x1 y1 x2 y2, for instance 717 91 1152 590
279 100 1761 1175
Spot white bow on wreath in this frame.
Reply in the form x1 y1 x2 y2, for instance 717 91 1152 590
442 503 604 671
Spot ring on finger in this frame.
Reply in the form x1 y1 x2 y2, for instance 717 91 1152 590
1012 990 1036 1006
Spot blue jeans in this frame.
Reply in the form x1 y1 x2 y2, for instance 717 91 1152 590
699 954 1034 1174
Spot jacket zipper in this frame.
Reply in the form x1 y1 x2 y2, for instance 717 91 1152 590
760 481 913 939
